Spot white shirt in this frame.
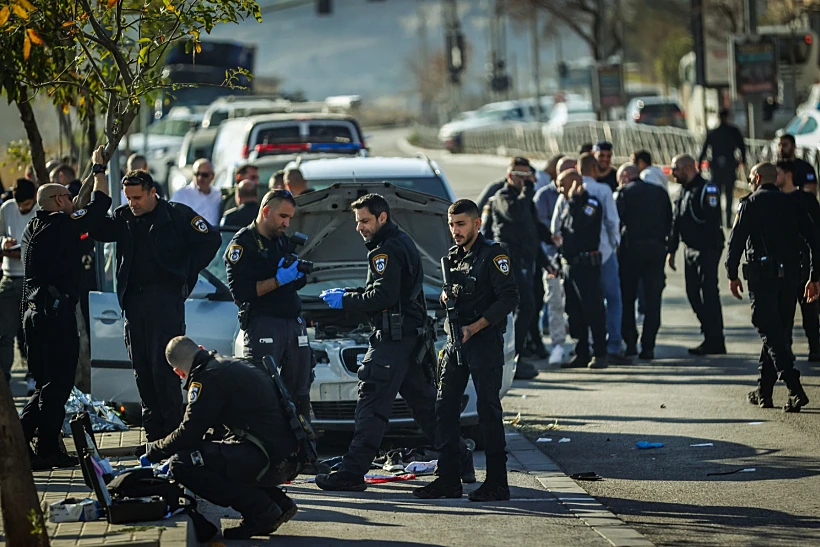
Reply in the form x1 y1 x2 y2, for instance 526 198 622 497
0 200 38 277
535 171 552 192
170 183 222 226
582 176 620 263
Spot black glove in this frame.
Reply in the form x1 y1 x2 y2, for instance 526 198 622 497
134 444 147 457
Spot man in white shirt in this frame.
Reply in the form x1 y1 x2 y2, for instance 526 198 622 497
578 153 630 363
0 179 38 383
170 159 221 226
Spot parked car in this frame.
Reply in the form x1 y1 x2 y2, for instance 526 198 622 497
210 113 368 189
167 127 219 197
283 156 457 201
626 97 687 129
200 97 295 129
233 182 517 438
438 99 552 153
779 110 820 149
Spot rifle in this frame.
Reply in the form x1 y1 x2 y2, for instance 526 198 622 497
262 355 319 465
440 256 465 367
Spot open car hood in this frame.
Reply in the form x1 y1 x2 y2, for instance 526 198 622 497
291 182 452 286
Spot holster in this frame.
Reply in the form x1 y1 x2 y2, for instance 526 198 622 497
568 251 602 267
743 258 784 282
413 317 437 384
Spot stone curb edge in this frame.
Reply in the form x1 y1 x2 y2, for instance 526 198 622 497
505 429 655 547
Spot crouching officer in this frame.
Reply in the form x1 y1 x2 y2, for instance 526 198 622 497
414 199 519 502
316 193 473 491
224 189 315 424
139 336 300 540
551 170 608 369
726 163 820 412
20 146 111 470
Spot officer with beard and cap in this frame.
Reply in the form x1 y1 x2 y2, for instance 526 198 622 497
414 199 518 502
778 133 818 195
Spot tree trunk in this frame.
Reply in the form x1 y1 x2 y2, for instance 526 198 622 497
0 376 50 546
16 88 48 186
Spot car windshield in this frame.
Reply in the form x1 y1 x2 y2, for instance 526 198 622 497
307 177 449 199
205 230 235 286
147 118 194 137
784 115 804 134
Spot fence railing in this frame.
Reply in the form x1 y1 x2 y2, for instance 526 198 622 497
412 121 820 175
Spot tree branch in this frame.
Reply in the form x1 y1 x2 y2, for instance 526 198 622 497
77 0 133 87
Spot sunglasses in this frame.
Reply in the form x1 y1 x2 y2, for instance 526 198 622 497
510 171 532 177
195 172 213 178
261 189 293 208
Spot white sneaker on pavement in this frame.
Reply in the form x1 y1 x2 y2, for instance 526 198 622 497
548 345 565 365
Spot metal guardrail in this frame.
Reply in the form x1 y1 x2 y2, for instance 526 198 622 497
413 121 820 176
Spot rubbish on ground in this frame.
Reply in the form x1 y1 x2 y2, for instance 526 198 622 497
365 473 417 484
636 441 664 449
521 395 528 399
690 443 714 447
536 438 552 443
570 472 602 481
383 464 405 472
405 460 437 474
505 412 522 425
706 468 756 476
320 456 344 471
558 438 571 443
660 404 666 409
544 418 561 430
748 422 764 425
62 388 128 434
49 498 102 523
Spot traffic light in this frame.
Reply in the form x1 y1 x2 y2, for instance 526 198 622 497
317 0 332 14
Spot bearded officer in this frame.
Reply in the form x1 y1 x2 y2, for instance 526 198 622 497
316 193 474 491
414 199 518 502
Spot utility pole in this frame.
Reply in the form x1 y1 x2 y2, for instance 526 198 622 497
417 0 432 124
530 4 542 121
443 0 464 119
488 0 510 101
744 0 762 139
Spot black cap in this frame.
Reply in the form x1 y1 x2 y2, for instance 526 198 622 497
593 140 613 152
121 170 155 188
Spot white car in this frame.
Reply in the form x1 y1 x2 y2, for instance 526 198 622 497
438 99 551 153
780 110 820 149
234 183 517 439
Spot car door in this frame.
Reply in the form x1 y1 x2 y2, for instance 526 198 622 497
89 232 239 407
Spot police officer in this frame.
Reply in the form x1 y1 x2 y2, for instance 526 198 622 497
224 190 314 423
316 193 473 491
551 170 608 369
726 163 820 412
413 199 518 502
778 133 818 195
20 146 111 470
616 162 673 360
698 108 747 226
91 170 221 441
139 336 299 540
482 157 545 380
669 154 726 355
220 179 259 229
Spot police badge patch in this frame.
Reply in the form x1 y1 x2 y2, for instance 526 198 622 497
227 244 243 264
494 255 510 274
191 216 209 233
188 382 202 404
373 253 388 274
70 209 87 219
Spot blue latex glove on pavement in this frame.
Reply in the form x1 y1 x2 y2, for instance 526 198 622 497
275 257 305 286
320 288 345 309
635 441 664 449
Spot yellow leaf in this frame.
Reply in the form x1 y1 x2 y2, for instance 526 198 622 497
11 4 29 20
62 103 69 115
23 32 30 60
61 20 76 27
17 0 35 12
0 7 9 27
166 4 176 13
195 41 201 54
26 28 43 45
106 0 117 8
78 95 86 107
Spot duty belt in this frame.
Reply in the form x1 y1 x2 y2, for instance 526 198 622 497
564 251 602 267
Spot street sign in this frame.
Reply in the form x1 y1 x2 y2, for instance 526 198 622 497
730 34 778 98
593 64 624 110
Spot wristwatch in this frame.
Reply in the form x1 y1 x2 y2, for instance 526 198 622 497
92 163 106 174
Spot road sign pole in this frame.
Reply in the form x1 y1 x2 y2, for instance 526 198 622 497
744 0 763 140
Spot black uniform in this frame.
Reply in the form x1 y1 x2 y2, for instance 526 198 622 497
669 175 726 350
436 234 519 486
616 179 673 354
788 189 820 356
597 169 618 192
91 199 221 440
224 224 313 417
726 183 820 405
699 122 747 226
788 158 818 189
481 182 545 357
475 178 506 211
556 191 607 362
220 202 259 229
146 351 298 522
331 221 438 479
20 191 111 458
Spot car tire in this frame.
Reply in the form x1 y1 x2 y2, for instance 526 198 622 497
461 425 485 451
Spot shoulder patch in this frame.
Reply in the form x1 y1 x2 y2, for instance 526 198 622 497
372 253 388 274
808 173 816 181
188 382 202 404
705 184 719 193
584 200 598 216
227 244 243 264
493 254 510 275
70 209 87 219
191 216 209 233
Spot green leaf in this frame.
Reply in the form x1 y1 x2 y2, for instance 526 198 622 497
138 37 151 44
138 45 149 65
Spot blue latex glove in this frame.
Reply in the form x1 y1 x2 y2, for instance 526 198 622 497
275 257 305 286
158 460 171 476
320 289 345 309
635 441 664 449
139 454 152 467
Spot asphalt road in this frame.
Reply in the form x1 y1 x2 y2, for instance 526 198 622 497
368 127 820 547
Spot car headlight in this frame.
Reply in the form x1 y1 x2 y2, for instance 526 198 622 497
314 349 330 364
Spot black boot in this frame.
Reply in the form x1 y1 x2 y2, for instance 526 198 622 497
468 482 511 502
315 471 367 492
222 503 283 540
809 340 820 362
413 478 463 499
262 487 298 530
747 389 774 408
782 370 810 413
460 448 476 484
514 356 538 380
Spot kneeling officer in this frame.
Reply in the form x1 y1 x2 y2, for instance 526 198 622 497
139 336 302 540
